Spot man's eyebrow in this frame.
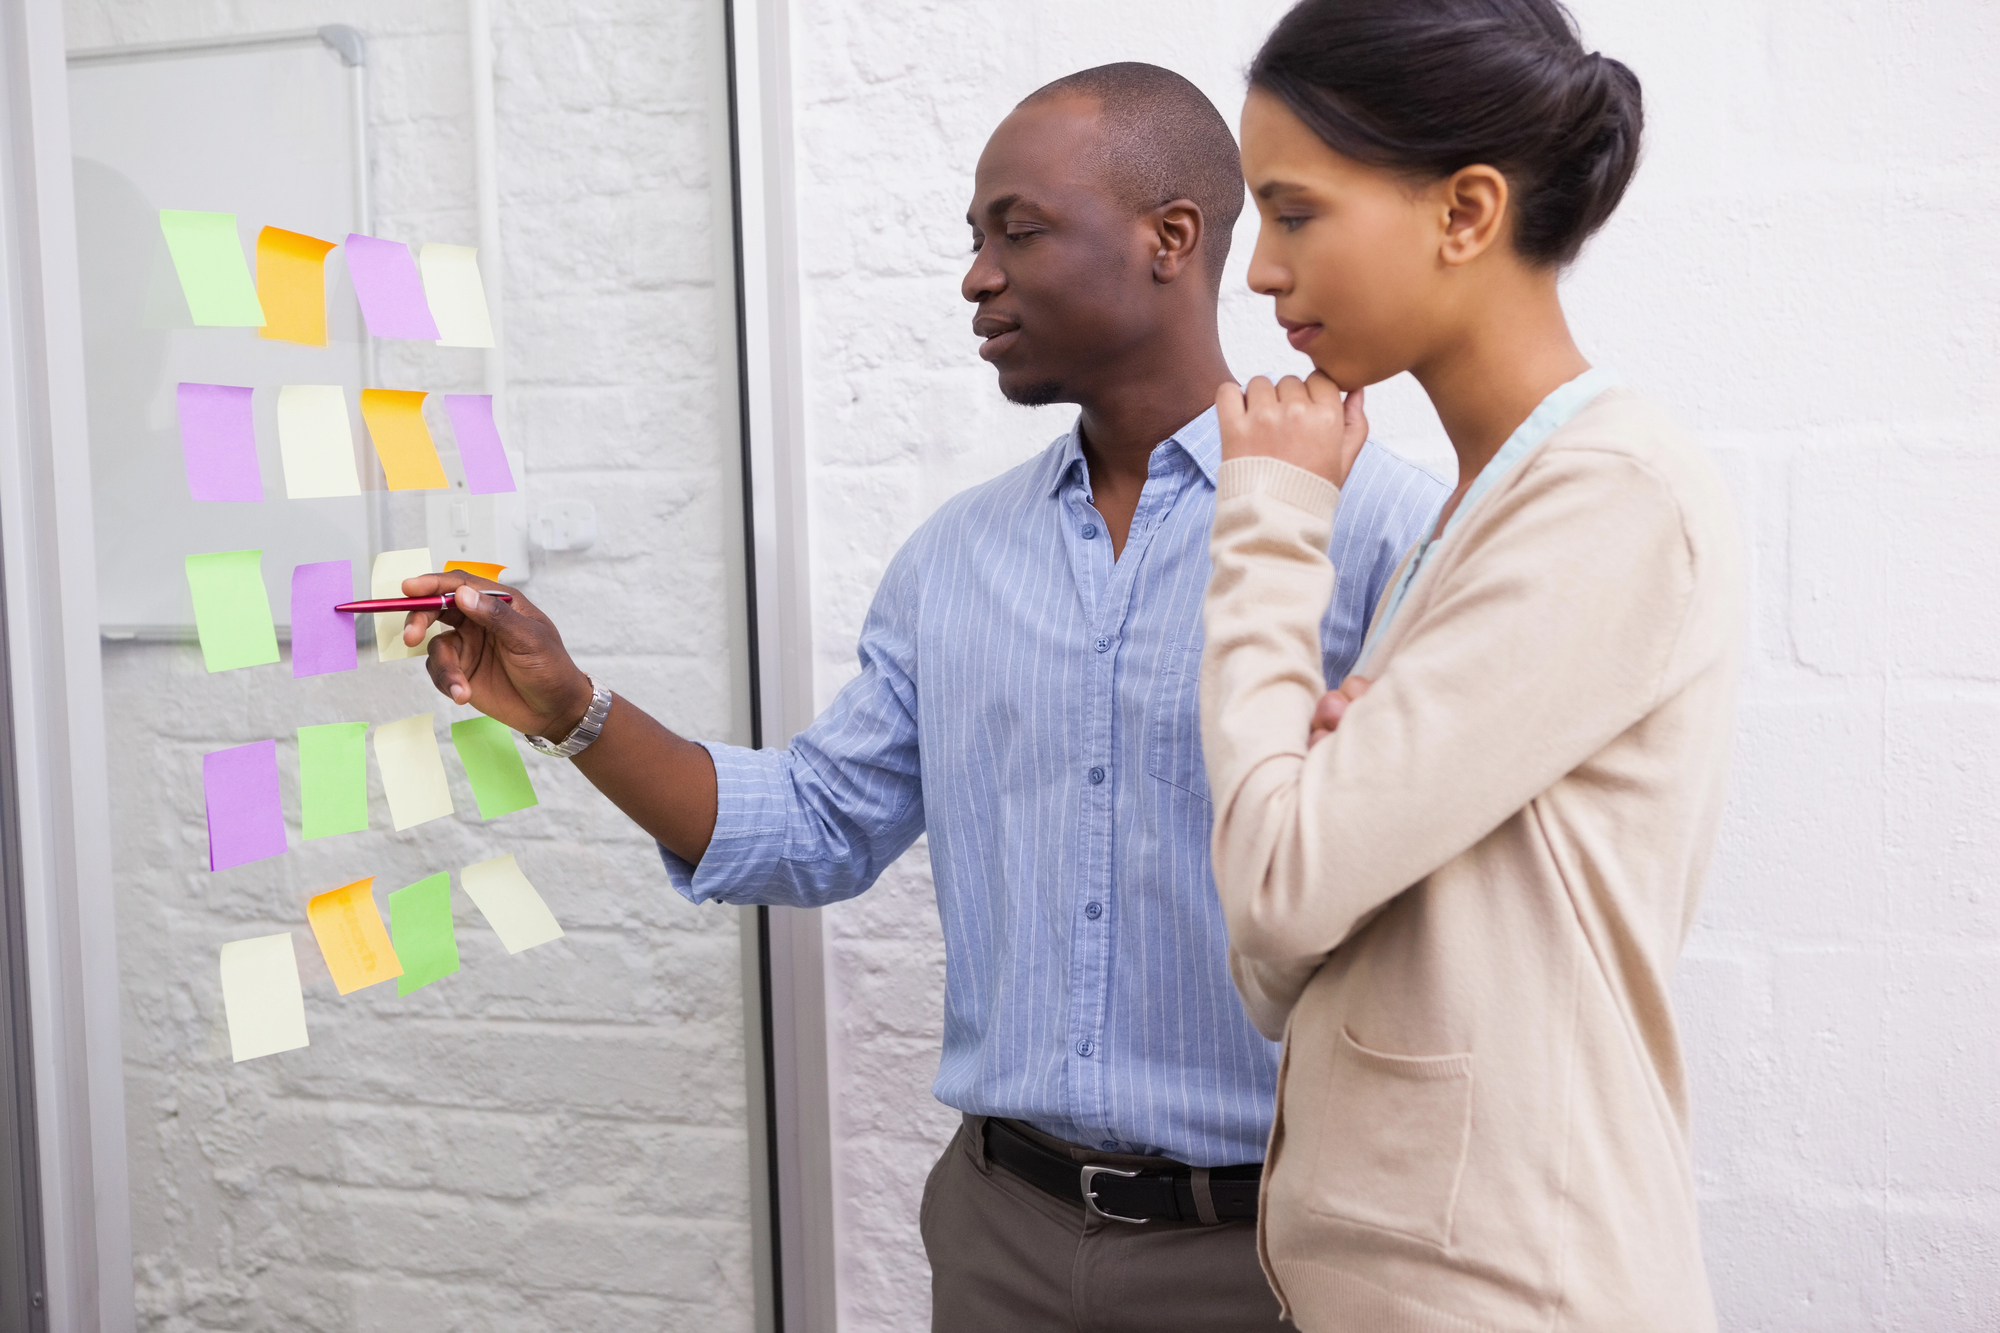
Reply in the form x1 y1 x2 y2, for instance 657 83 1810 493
969 193 1047 224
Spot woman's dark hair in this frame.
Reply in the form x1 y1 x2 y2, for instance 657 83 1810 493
1250 0 1642 266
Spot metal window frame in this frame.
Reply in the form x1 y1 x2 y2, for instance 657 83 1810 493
724 1 839 1329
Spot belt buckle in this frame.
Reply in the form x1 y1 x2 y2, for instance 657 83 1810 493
1080 1164 1150 1224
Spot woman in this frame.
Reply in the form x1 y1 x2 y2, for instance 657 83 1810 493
1201 2 1741 1330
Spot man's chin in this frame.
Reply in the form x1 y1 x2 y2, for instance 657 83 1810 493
999 376 1067 408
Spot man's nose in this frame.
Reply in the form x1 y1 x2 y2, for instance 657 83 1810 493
962 247 1005 304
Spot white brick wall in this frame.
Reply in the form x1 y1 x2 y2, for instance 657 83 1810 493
786 1 2000 1329
63 2 756 1328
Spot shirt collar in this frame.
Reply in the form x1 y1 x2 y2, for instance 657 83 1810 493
1044 405 1223 499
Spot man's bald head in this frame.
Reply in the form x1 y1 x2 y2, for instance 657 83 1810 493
1018 63 1245 293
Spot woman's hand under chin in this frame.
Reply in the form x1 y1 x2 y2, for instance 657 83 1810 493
1215 370 1368 488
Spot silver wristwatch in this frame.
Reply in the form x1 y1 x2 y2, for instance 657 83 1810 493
527 675 612 759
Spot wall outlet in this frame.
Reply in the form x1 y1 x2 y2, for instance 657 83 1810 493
532 500 597 553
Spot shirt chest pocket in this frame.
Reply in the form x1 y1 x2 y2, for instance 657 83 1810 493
1145 645 1210 803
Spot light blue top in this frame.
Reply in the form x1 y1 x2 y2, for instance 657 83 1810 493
1357 367 1621 673
662 407 1445 1165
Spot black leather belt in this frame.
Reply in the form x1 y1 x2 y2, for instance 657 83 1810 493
982 1117 1261 1224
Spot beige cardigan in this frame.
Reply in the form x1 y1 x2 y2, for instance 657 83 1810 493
1200 390 1741 1332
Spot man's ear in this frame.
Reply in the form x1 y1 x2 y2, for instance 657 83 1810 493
1151 199 1204 285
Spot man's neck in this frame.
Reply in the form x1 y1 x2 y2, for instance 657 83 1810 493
1074 331 1233 487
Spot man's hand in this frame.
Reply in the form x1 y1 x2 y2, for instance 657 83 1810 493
1308 675 1372 748
399 571 594 742
1215 371 1368 489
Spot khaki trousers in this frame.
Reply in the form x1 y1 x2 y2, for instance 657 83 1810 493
920 1115 1289 1332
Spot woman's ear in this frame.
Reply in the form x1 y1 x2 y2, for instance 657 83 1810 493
1151 199 1205 284
1438 165 1510 267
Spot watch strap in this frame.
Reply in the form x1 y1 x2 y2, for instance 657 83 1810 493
527 676 612 758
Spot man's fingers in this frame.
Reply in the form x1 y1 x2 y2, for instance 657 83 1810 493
1339 675 1373 702
1311 689 1349 733
450 583 546 656
425 631 473 705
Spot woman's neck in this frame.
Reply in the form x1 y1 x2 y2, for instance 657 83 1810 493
1413 280 1590 534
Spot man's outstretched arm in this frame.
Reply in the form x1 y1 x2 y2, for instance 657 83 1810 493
400 571 721 864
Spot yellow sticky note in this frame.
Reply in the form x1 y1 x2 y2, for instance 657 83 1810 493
277 385 362 498
359 389 448 491
461 853 564 954
219 933 309 1062
371 547 440 662
419 243 496 348
373 714 455 831
443 561 506 582
256 227 338 346
306 876 403 995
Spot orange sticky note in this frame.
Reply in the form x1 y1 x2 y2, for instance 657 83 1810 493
306 876 404 995
359 389 449 490
256 227 338 346
443 561 506 581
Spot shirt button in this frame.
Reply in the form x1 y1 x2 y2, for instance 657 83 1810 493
1100 1140 1118 1151
1094 636 1110 653
1076 1039 1095 1057
1082 524 1098 539
1084 901 1103 920
1088 766 1105 785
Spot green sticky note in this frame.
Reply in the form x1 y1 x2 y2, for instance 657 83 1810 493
184 550 279 672
388 872 458 996
158 210 267 326
449 715 539 820
297 723 369 840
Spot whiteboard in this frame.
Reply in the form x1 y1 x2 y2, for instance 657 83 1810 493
68 34 383 638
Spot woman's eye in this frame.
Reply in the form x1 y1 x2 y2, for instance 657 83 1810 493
1276 215 1310 233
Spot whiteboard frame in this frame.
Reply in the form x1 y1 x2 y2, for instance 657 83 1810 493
69 27 388 642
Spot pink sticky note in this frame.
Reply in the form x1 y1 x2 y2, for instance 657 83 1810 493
290 560 358 678
342 234 441 340
442 394 516 495
176 383 264 502
203 740 287 871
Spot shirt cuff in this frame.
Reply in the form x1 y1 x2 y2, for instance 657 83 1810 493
1215 456 1341 520
658 741 793 904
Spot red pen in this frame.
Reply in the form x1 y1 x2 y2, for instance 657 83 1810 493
334 593 514 613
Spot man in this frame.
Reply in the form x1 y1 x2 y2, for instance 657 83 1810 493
405 63 1444 1332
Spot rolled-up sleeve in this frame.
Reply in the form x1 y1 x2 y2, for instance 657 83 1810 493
660 545 926 908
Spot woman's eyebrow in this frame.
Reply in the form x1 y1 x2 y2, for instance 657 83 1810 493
1254 179 1311 201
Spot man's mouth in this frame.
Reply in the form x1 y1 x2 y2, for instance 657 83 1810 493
1276 315 1322 352
974 315 1022 361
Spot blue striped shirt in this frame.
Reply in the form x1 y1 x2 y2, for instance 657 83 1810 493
664 407 1445 1165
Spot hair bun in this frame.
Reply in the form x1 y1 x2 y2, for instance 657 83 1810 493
1251 0 1646 266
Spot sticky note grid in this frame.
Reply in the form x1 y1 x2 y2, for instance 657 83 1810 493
170 210 560 1064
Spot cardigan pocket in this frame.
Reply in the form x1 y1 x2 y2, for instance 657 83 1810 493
1307 1027 1474 1249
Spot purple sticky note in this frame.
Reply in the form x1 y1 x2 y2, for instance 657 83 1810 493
342 234 441 340
442 394 516 495
290 560 358 678
203 740 287 871
176 383 264 502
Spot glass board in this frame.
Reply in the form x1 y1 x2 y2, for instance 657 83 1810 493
61 3 761 1327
